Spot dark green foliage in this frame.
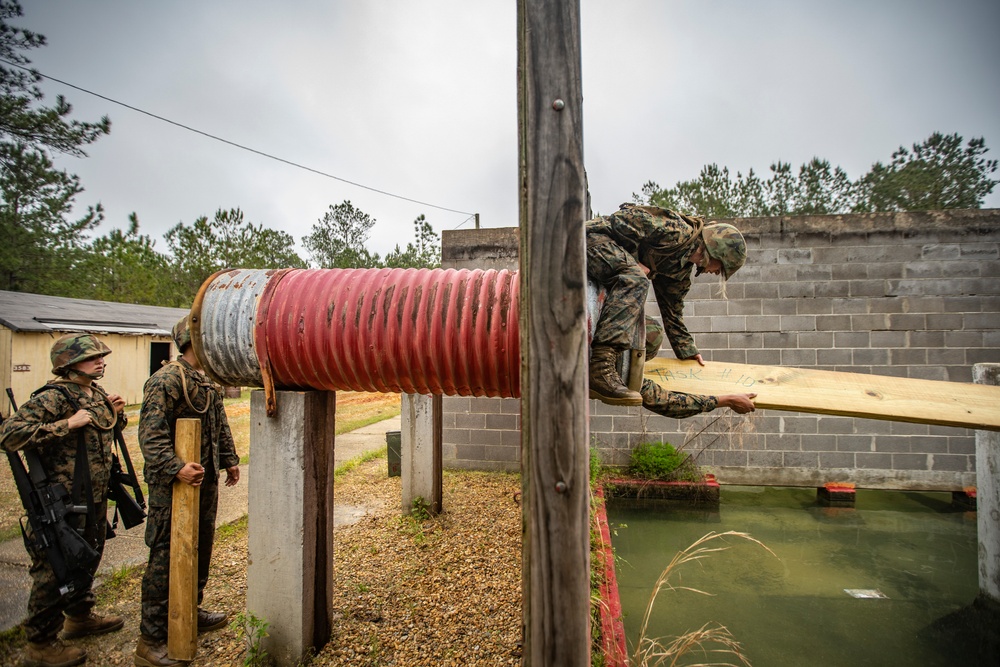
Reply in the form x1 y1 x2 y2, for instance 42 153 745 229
302 200 381 269
636 132 998 217
628 441 700 482
0 1 109 295
383 214 441 268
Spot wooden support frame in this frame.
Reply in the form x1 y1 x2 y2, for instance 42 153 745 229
518 0 590 663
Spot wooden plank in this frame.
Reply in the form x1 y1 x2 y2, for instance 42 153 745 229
645 358 1000 431
518 0 591 663
168 418 201 661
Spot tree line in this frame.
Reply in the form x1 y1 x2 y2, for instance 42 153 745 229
633 131 998 219
2 1 998 310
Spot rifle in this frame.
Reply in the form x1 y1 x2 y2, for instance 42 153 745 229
107 421 147 531
3 388 99 596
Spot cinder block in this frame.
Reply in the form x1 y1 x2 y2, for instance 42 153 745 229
942 296 981 313
832 298 869 314
968 348 1000 364
814 281 851 298
455 412 486 429
777 248 814 264
889 348 928 365
747 349 782 365
834 332 870 348
959 242 999 260
837 435 873 453
484 444 519 463
908 437 949 454
778 282 816 298
903 262 944 279
796 266 833 281
816 315 852 331
728 299 763 316
870 331 907 348
907 367 948 381
763 332 798 348
888 313 928 330
851 314 890 331
874 435 912 452
819 453 855 468
798 332 834 348
765 433 802 451
746 315 782 332
945 331 984 348
783 452 819 468
780 315 817 331
867 298 905 314
849 280 888 298
856 453 893 469
728 332 764 349
921 243 961 260
800 434 837 451
930 454 971 473
948 437 976 455
781 349 817 366
444 429 472 445
486 413 517 431
795 298 835 315
964 312 1000 329
867 263 906 280
853 348 889 366
711 316 748 332
455 444 488 461
816 416 854 434
818 348 852 365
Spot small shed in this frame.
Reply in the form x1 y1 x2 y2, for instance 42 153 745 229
0 290 189 414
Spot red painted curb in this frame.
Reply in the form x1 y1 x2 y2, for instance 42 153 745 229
594 486 628 667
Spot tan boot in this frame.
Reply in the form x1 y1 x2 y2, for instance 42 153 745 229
589 345 642 406
21 640 86 667
134 635 184 667
61 611 125 639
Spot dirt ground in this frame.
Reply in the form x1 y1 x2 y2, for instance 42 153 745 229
1 459 525 666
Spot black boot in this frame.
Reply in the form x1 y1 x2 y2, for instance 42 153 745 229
589 345 642 406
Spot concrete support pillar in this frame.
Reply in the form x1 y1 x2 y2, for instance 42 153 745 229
401 393 442 515
247 390 336 666
975 364 1000 603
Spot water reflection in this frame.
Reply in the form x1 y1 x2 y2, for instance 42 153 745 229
607 487 979 666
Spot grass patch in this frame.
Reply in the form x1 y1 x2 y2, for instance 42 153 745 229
334 447 387 480
217 514 249 541
0 624 25 664
96 563 143 606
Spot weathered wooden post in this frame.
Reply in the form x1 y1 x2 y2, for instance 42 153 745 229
168 418 200 661
517 0 591 663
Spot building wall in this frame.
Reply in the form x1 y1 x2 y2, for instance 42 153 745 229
3 330 177 412
439 209 1000 490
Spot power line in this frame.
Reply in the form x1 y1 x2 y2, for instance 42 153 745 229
0 58 477 217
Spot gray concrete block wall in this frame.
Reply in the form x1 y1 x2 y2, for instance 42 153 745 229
440 210 999 491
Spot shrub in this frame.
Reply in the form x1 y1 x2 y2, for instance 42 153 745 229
628 441 700 481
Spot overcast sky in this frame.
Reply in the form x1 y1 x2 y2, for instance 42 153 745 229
18 0 1000 260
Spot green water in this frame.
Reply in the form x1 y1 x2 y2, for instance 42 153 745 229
607 487 980 666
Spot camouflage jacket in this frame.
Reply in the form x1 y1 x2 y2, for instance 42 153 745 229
138 358 238 498
0 381 122 504
586 203 704 359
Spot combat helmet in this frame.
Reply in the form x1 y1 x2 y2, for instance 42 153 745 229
702 222 747 280
172 315 192 352
50 333 112 376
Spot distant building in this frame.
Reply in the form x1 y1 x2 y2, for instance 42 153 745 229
0 290 189 414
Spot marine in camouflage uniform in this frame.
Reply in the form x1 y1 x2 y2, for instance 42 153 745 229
586 203 747 406
136 315 240 667
0 334 126 667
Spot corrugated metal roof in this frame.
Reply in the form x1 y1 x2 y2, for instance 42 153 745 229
0 290 189 335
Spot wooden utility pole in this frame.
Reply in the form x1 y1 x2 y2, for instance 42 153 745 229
517 0 590 664
168 418 201 661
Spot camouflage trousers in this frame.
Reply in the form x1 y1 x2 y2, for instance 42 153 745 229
586 233 648 349
640 317 717 419
140 480 219 641
24 500 108 643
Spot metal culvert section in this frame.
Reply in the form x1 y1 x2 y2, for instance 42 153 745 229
192 268 277 387
258 267 520 397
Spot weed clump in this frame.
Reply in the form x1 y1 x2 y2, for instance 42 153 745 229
628 441 701 482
